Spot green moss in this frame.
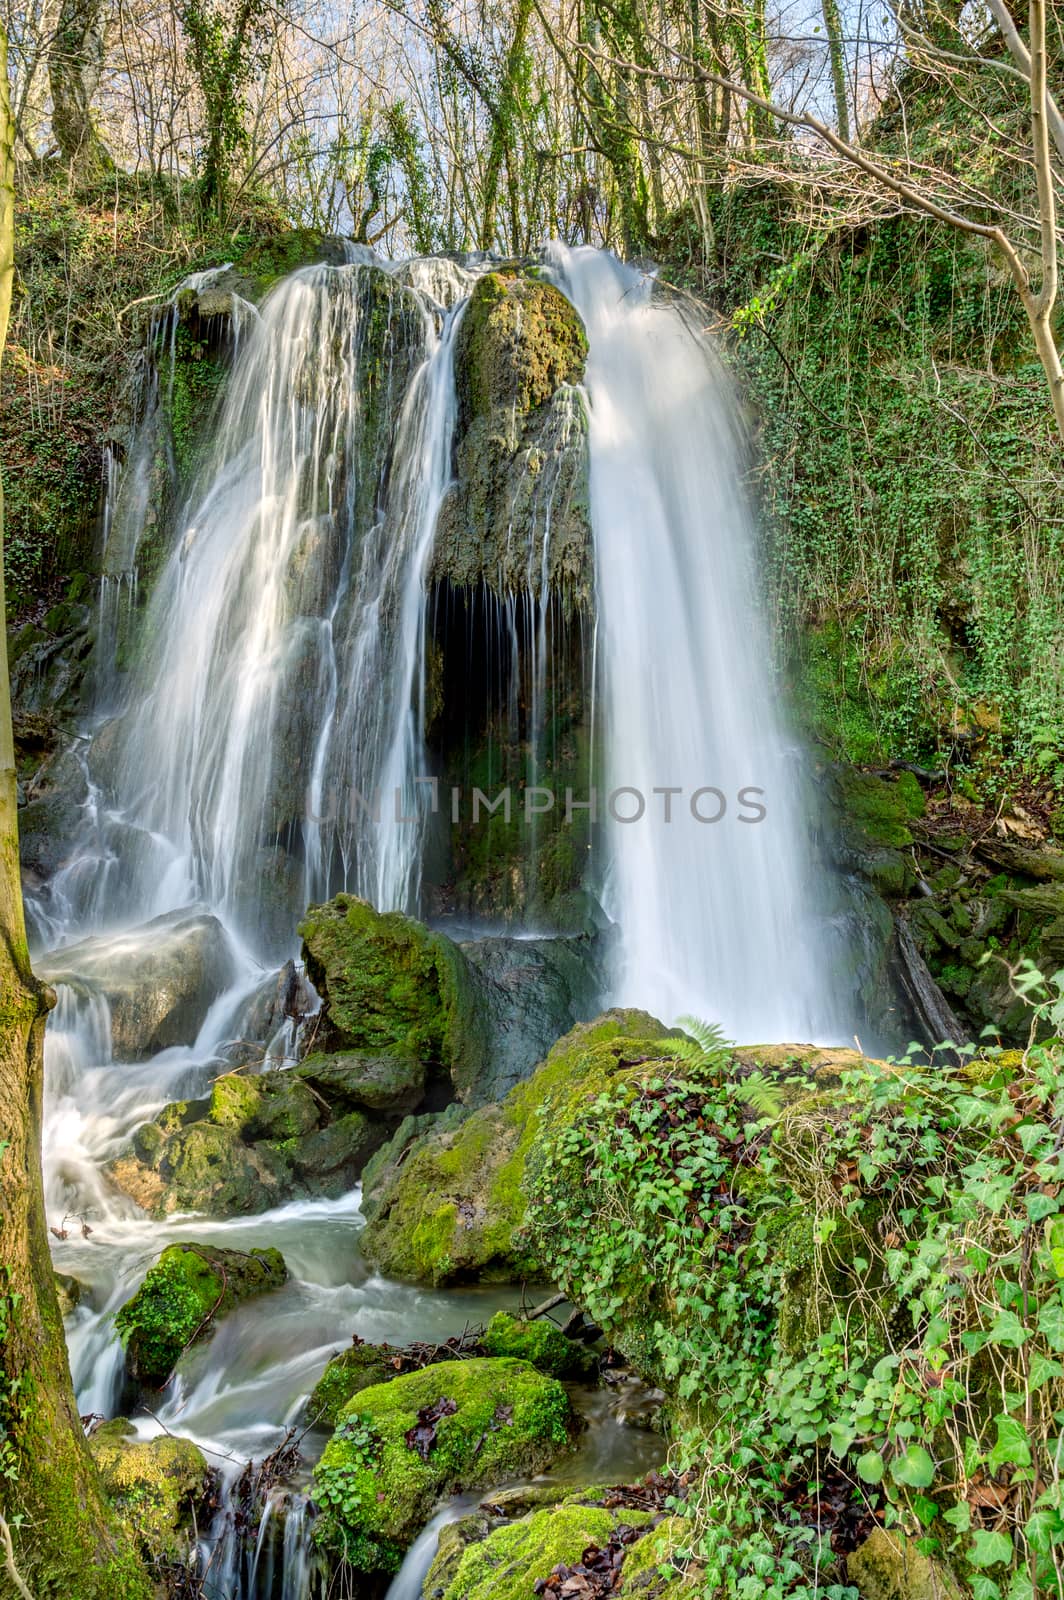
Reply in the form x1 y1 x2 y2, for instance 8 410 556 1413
231 227 330 295
307 1342 403 1429
359 1010 669 1284
162 323 228 483
115 1242 287 1386
89 1421 210 1564
439 1503 620 1600
427 1493 686 1600
312 1357 577 1573
209 1069 319 1139
482 1312 598 1379
836 767 926 849
298 893 487 1095
457 272 587 426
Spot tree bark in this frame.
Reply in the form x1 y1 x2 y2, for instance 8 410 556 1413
820 0 850 142
48 0 111 177
0 28 150 1598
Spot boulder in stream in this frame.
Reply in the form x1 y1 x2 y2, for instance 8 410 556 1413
38 908 236 1060
89 1419 212 1565
299 892 487 1092
299 892 606 1105
108 1065 396 1218
424 1491 691 1600
115 1241 287 1386
311 1357 577 1575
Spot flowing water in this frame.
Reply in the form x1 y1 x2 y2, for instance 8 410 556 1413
31 245 847 1596
547 246 835 1038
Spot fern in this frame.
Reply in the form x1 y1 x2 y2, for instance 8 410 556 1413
672 1015 733 1070
663 1018 783 1119
739 1070 784 1120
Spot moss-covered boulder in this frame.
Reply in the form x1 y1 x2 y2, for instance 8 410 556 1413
307 1339 406 1430
847 1529 962 1600
115 1242 287 1386
299 893 487 1096
107 1063 395 1218
89 1420 211 1564
359 1009 668 1285
295 1049 425 1113
109 1109 292 1217
311 1357 577 1574
433 271 591 605
482 1311 597 1379
424 1490 693 1600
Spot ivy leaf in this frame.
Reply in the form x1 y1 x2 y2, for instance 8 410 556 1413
890 1445 936 1489
856 1449 884 1484
943 1500 971 1535
988 1415 1030 1473
986 1309 1027 1349
1037 1298 1064 1352
969 1530 1014 1568
828 1422 855 1457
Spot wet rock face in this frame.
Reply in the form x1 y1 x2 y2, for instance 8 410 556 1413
311 1356 577 1575
115 1241 288 1387
37 909 237 1060
431 271 592 606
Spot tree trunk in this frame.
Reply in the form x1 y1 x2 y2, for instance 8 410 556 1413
48 0 111 177
0 29 150 1598
820 0 850 142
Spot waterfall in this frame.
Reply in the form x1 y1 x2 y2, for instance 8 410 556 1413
85 261 473 961
547 246 835 1039
23 242 857 1599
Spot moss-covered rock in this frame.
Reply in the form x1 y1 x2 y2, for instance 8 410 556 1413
115 1242 287 1386
306 1340 405 1430
108 1060 396 1217
359 1009 668 1285
311 1357 577 1574
299 893 487 1095
89 1420 211 1564
295 1049 426 1113
209 1070 320 1140
109 1113 292 1217
433 270 591 606
424 1491 693 1600
482 1311 598 1379
847 1528 962 1600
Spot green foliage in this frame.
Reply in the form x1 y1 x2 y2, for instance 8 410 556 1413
701 177 1064 781
526 1012 1064 1599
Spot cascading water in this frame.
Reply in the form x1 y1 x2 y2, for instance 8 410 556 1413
547 245 836 1039
28 243 850 1598
55 259 475 961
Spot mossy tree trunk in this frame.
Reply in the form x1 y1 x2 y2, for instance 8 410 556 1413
0 32 151 1600
47 0 112 178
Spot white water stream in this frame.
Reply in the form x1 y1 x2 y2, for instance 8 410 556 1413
31 245 846 1596
547 246 835 1038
